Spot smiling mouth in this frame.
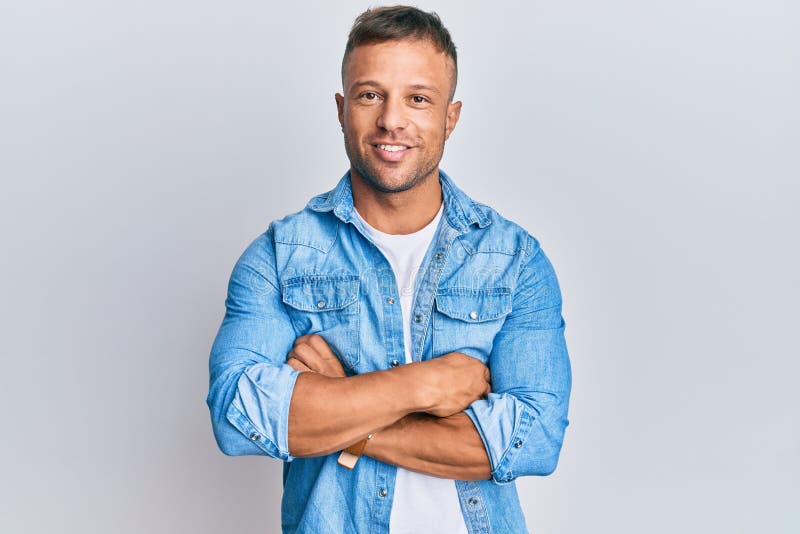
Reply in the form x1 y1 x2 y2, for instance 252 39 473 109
374 144 410 152
370 143 413 162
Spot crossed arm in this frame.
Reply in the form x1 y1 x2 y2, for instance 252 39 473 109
207 231 570 483
285 334 492 480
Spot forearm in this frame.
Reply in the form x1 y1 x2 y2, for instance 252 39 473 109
364 412 491 481
287 364 434 457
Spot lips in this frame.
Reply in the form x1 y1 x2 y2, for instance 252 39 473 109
375 144 408 152
370 142 414 162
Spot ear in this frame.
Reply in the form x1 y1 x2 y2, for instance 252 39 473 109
335 93 345 130
444 100 462 140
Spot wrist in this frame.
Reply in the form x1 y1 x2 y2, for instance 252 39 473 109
393 360 439 413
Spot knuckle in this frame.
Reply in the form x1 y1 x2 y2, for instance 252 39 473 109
294 335 311 347
292 344 309 358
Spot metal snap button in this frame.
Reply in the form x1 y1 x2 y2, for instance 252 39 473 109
414 314 422 323
391 359 400 367
249 432 260 441
316 300 326 309
468 497 478 505
514 440 523 448
469 311 478 320
379 488 388 497
387 297 395 304
434 252 443 261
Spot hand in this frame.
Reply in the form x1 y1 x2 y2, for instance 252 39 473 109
286 334 347 378
416 352 491 418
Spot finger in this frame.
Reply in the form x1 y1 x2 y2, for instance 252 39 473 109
304 334 340 361
288 344 322 371
293 334 316 348
293 334 336 363
287 357 313 372
292 334 348 378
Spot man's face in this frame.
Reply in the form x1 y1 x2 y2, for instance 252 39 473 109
336 39 461 194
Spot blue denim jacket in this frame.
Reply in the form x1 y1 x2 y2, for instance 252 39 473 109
207 170 571 534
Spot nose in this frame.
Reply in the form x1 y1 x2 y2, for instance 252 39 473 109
376 96 408 132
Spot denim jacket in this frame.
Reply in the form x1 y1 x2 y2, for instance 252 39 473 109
207 170 572 534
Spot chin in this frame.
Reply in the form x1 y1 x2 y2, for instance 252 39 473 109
362 175 417 194
364 167 434 193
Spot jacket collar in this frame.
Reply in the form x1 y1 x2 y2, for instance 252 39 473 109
307 169 491 233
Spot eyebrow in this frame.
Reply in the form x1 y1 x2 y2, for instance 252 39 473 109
409 84 442 95
350 80 442 96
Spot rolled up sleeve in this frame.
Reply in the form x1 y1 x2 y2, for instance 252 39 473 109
206 227 300 461
464 236 572 483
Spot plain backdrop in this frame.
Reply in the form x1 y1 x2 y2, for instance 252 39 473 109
2 1 798 533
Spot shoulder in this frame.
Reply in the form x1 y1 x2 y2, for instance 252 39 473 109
457 201 542 260
236 189 340 270
269 203 340 254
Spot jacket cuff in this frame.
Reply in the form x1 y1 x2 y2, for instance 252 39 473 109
226 363 300 461
464 393 535 484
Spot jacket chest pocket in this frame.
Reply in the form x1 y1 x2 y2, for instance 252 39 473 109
432 287 512 364
281 274 360 371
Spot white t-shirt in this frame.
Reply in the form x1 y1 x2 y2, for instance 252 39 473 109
353 203 468 534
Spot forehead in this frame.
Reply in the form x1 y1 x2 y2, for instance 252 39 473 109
343 39 453 89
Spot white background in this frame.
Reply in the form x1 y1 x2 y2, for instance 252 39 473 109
2 1 798 532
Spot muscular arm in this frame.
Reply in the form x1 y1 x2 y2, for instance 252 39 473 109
363 412 491 481
288 366 425 457
286 335 492 479
286 335 491 458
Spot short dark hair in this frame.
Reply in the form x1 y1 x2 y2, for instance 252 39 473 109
342 5 458 101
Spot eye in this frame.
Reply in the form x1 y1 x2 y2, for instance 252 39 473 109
361 92 379 101
411 95 428 104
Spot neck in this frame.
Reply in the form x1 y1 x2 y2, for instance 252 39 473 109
350 170 443 235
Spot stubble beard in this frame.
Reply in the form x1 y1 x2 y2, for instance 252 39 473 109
344 133 444 194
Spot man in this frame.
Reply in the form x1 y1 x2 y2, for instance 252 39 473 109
207 6 571 533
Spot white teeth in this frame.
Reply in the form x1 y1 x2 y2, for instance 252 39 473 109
377 144 408 152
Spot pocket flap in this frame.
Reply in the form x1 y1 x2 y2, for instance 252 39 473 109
282 275 359 312
434 287 512 322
